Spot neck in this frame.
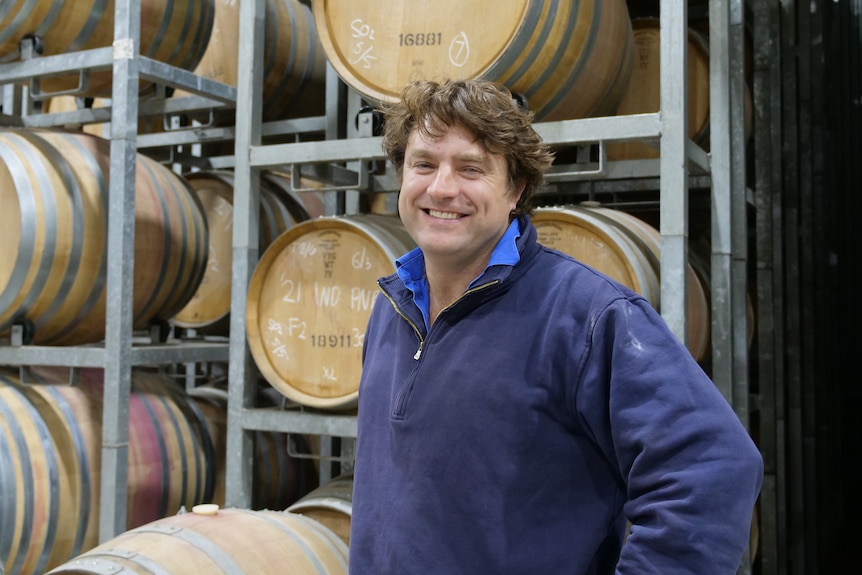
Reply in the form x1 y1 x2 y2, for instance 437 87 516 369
424 257 487 325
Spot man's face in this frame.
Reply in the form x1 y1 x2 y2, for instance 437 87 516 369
398 124 520 272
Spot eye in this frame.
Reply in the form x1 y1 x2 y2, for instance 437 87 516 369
411 161 435 172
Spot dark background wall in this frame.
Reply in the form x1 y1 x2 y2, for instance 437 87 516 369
759 0 861 572
822 0 861 571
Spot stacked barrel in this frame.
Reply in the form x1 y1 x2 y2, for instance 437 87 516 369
311 0 635 122
606 16 754 160
41 473 355 575
0 367 316 574
173 0 328 123
0 128 208 346
246 214 416 411
46 506 349 575
0 0 214 96
168 170 322 336
0 125 330 344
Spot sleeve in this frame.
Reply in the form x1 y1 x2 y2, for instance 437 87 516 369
575 297 764 574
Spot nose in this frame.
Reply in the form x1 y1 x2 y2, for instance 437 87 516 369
427 164 458 198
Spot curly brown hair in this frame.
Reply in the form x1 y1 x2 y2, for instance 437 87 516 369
380 79 555 217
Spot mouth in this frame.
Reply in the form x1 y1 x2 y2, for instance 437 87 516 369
426 209 463 220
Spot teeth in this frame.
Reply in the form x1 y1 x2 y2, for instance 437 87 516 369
428 210 461 220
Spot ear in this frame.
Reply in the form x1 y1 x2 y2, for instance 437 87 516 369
511 180 526 208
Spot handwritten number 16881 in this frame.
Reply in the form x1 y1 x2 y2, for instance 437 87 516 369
399 32 442 47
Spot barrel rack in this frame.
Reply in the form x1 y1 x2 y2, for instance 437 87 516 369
0 0 241 544
0 0 758 573
229 2 753 573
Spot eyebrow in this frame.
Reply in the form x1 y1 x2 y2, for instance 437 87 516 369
406 148 491 166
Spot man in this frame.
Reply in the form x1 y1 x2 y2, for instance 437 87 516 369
349 78 763 574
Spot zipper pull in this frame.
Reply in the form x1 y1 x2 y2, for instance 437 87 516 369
413 343 423 360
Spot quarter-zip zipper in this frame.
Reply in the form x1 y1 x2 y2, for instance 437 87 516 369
379 288 424 358
383 279 501 419
379 287 424 419
383 279 501 360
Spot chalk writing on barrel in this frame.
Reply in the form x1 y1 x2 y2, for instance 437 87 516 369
350 18 378 69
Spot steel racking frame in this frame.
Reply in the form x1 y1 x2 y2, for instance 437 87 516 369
0 0 238 543
226 5 753 574
0 0 756 570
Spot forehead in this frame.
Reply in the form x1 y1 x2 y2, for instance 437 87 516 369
405 124 497 162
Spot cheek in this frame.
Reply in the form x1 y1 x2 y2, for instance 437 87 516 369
397 188 410 214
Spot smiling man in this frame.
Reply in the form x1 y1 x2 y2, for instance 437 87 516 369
397 122 522 325
349 78 763 575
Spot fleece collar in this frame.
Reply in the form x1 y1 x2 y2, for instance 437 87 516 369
394 219 523 330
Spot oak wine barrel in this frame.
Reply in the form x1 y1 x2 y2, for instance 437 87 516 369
0 374 61 575
246 214 416 410
11 373 97 571
288 474 353 546
174 0 327 122
312 0 635 121
46 506 348 575
0 0 214 96
186 388 316 510
170 170 311 334
23 367 210 531
607 18 753 160
0 128 208 345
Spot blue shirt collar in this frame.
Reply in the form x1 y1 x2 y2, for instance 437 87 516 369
395 219 522 329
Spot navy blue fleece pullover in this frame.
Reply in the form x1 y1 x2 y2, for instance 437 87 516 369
349 215 763 574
